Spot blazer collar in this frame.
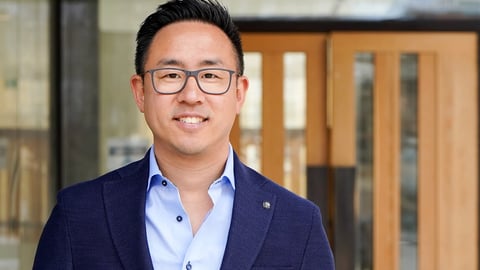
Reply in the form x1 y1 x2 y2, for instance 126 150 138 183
103 151 154 270
221 153 276 269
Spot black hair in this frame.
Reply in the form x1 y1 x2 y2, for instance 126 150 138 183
134 0 244 75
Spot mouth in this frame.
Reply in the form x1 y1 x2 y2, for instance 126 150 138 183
175 116 208 124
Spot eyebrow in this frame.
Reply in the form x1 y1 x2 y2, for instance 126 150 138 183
154 58 225 68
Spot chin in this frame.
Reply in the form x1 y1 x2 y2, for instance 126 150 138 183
174 143 208 156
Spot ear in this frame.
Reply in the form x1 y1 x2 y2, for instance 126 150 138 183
130 74 145 113
235 75 249 114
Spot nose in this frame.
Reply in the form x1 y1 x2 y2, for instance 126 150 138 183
176 75 205 104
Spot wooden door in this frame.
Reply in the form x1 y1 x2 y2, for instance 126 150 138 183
236 31 478 270
329 32 478 270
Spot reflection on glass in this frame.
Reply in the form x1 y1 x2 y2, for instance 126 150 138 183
283 52 306 197
99 17 151 173
0 1 52 269
400 54 418 270
354 53 374 270
239 53 262 172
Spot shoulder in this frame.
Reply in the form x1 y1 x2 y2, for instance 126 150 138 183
262 170 318 214
57 156 148 204
236 159 319 216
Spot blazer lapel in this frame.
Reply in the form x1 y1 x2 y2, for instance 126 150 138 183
103 154 154 270
221 154 276 269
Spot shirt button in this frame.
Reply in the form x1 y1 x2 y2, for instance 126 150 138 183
176 215 183 222
161 180 167 186
186 261 192 270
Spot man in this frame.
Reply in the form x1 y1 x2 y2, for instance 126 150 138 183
33 0 334 269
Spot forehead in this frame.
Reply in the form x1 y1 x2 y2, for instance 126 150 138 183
145 21 237 68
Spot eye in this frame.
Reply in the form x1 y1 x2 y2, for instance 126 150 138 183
156 70 184 80
202 72 220 79
163 72 182 79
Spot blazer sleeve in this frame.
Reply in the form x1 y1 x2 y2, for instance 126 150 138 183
33 195 73 270
301 206 335 270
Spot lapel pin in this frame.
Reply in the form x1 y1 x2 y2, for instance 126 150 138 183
262 201 271 209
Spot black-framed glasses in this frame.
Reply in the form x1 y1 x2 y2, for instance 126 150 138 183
144 67 237 95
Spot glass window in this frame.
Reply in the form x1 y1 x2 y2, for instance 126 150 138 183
354 52 374 270
240 53 262 172
0 1 52 269
400 53 418 270
283 52 306 197
99 3 151 173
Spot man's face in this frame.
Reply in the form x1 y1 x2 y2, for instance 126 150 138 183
130 21 248 158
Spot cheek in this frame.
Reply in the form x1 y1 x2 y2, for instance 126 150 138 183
221 95 242 120
143 97 168 123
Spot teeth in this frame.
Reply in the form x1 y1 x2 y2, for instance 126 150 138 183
179 117 204 124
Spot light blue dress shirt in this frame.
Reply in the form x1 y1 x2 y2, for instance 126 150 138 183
145 145 235 270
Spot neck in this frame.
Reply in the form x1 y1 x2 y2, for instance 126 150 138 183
153 143 230 192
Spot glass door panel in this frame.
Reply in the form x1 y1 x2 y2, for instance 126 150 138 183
283 52 307 197
354 53 374 270
239 53 262 172
0 1 52 269
400 54 418 270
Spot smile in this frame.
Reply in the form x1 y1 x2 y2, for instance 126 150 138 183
177 116 207 124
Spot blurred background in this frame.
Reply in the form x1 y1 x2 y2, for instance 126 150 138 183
0 0 479 269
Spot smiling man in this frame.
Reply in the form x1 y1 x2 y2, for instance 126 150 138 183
33 0 334 269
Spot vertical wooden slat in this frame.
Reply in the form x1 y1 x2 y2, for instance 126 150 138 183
328 35 358 269
373 52 400 270
418 53 436 270
436 45 478 270
451 46 479 269
450 45 478 269
435 54 453 270
330 38 356 167
262 53 285 185
306 38 327 166
299 35 328 197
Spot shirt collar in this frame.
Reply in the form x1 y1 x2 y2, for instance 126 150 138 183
147 144 236 191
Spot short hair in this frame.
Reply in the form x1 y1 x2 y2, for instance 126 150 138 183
134 0 244 76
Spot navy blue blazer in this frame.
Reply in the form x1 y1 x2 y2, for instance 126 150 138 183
33 151 334 269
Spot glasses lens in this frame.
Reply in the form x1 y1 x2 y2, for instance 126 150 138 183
152 69 185 94
197 69 232 94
